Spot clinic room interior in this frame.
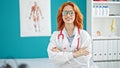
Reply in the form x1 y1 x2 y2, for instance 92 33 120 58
0 0 120 68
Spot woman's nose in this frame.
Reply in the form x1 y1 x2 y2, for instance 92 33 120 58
66 13 71 16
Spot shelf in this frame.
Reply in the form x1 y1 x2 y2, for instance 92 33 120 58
87 0 120 40
92 36 120 40
93 1 120 4
93 16 120 18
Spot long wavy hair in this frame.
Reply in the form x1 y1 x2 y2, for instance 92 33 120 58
57 2 83 31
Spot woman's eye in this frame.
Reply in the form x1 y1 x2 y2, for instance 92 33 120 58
69 11 75 15
70 12 73 14
62 11 75 15
62 11 68 15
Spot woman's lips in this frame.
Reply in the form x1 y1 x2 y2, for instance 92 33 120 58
65 17 72 21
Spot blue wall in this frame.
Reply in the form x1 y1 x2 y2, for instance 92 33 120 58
0 0 86 58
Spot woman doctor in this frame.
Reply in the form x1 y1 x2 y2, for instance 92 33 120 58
47 2 96 68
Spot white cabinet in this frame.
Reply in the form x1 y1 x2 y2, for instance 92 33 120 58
93 40 108 61
92 40 120 68
87 0 120 68
92 40 119 61
87 0 120 38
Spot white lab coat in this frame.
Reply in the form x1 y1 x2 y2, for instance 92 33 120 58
47 27 97 68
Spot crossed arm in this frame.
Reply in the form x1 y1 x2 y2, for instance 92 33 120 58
51 46 90 58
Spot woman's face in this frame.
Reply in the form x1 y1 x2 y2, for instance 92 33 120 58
62 5 75 24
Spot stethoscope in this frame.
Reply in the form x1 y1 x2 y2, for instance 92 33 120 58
57 28 80 51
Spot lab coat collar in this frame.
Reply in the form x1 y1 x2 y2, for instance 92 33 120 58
62 26 78 36
62 26 80 48
63 27 75 38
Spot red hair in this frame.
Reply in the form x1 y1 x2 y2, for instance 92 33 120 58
57 2 83 31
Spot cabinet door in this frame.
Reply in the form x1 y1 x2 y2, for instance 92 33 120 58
118 40 120 60
112 40 118 60
102 62 108 68
102 40 108 60
107 40 118 60
93 40 103 61
95 62 103 68
93 40 108 61
117 61 120 68
107 40 113 60
107 62 118 68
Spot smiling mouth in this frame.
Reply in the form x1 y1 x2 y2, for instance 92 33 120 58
65 17 72 21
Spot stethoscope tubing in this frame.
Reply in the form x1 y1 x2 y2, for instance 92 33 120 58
57 28 80 51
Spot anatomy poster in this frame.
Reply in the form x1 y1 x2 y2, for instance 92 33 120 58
20 0 51 37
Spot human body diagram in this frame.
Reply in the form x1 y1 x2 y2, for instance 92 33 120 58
29 1 44 32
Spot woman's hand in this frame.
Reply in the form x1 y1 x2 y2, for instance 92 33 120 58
51 47 61 52
73 47 90 58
